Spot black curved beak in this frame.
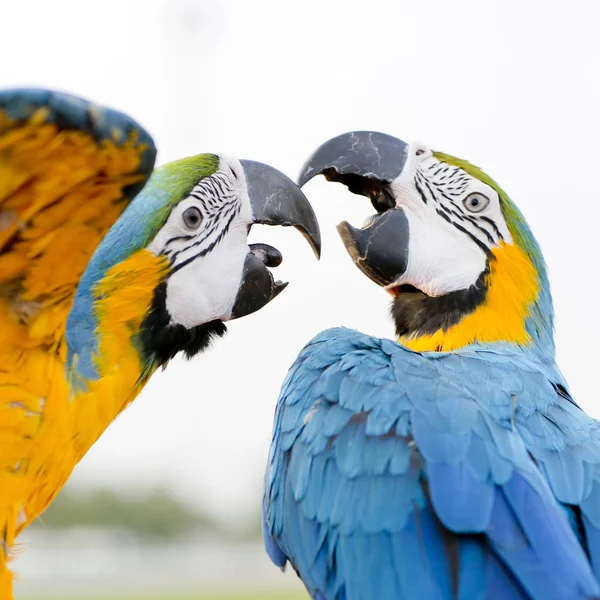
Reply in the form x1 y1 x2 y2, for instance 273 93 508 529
298 131 409 190
299 131 410 288
243 159 321 257
337 210 409 287
230 160 321 320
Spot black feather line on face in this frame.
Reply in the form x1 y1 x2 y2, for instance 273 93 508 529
391 265 490 339
139 282 227 367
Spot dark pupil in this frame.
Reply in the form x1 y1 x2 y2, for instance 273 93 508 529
186 209 199 223
470 197 479 207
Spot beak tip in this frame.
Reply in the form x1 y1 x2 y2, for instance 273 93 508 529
336 220 356 238
297 163 318 189
311 234 322 260
242 159 321 260
272 280 289 300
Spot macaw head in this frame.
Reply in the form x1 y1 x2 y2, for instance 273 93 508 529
299 132 552 353
140 154 320 322
67 153 320 379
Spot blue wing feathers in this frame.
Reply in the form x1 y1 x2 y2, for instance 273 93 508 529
483 545 530 600
264 328 600 598
583 514 600 579
489 473 590 599
388 507 454 600
428 460 495 532
411 409 472 464
538 447 586 503
457 538 487 600
262 494 287 568
581 480 600 526
466 433 493 482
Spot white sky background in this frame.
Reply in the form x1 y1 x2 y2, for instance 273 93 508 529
1 0 600 522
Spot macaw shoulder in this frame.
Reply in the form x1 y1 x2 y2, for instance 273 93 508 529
294 325 551 371
267 328 600 597
285 327 559 416
278 327 600 520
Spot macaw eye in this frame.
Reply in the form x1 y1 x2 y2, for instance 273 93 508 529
182 207 202 229
463 192 490 213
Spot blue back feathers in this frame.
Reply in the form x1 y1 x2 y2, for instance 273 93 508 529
264 328 600 599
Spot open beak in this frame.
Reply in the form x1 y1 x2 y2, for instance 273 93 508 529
230 160 321 319
298 131 410 288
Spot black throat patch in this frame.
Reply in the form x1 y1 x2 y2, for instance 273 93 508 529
391 266 489 340
139 282 227 368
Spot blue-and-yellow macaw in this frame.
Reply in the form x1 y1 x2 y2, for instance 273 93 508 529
263 131 600 599
0 88 320 597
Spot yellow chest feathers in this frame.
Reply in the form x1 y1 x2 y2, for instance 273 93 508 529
400 242 539 353
69 249 169 456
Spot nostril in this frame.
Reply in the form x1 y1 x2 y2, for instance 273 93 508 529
248 243 283 268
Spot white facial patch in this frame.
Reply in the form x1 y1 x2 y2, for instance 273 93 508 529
147 157 254 326
398 209 488 295
388 142 512 296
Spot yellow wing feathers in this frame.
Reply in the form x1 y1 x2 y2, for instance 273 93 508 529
0 107 146 349
0 93 156 594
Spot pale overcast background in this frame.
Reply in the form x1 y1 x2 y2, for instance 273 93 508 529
2 0 599 524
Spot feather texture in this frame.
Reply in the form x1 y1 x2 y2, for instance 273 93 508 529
0 89 156 596
264 327 600 599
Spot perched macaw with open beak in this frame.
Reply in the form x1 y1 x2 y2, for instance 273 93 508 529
263 131 600 599
0 88 320 597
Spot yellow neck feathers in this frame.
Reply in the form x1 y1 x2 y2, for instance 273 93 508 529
400 242 539 352
70 249 169 459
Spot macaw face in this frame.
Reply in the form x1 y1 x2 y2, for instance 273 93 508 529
379 142 512 297
114 153 321 364
148 156 269 327
145 155 320 330
299 132 531 342
68 153 320 374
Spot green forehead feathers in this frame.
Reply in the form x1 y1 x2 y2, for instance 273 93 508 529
141 153 220 242
433 151 544 270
